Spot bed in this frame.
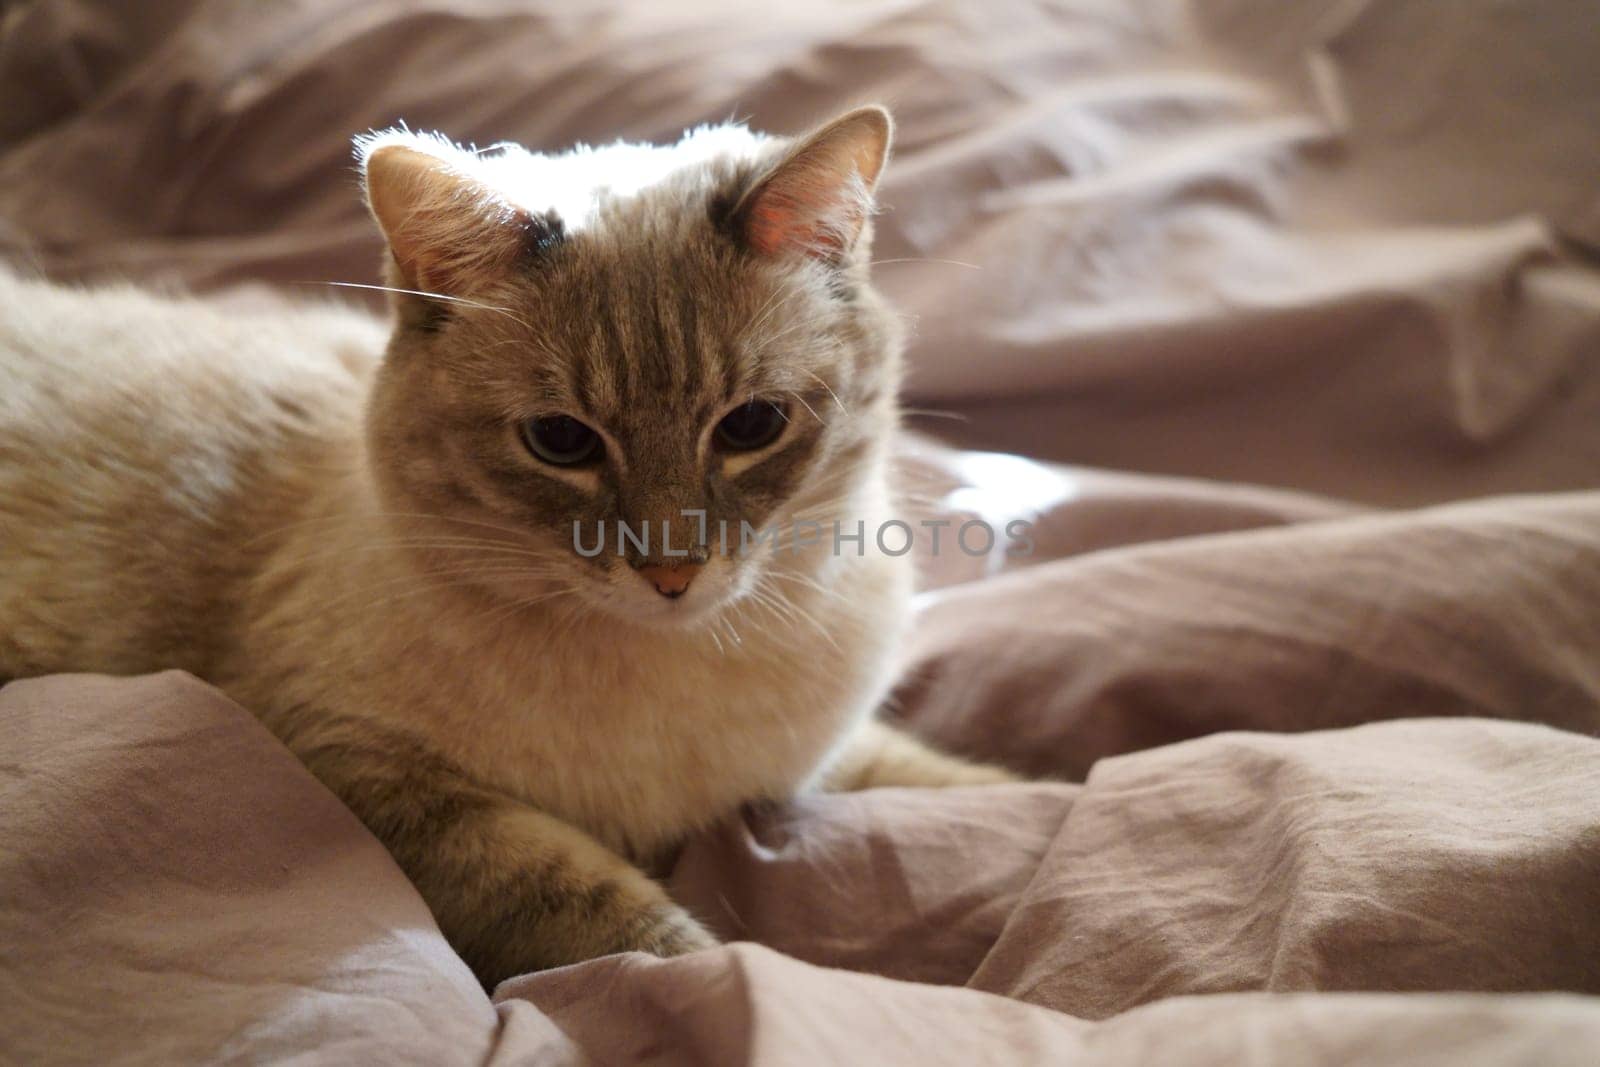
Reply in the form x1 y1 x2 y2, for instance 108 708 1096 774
2 1 1598 1063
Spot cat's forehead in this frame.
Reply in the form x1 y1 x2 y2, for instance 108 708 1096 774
488 244 839 434
408 124 848 420
496 205 838 400
547 272 836 418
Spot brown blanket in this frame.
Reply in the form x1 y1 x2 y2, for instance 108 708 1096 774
3 0 1599 1063
5 470 1600 1063
4 0 1599 504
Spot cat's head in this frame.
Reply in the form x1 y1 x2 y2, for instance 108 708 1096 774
356 108 902 627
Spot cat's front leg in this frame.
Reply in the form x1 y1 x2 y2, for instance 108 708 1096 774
278 713 716 987
821 718 1019 791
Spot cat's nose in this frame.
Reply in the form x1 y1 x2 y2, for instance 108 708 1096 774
636 562 702 599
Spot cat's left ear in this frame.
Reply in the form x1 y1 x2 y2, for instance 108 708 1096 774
734 106 893 264
359 134 543 297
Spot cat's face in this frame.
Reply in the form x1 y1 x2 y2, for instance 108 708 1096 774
360 110 901 627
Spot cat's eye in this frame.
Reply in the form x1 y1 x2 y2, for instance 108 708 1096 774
714 400 788 452
520 415 601 466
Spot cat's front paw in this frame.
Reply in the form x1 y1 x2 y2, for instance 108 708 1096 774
629 904 720 959
939 761 1023 787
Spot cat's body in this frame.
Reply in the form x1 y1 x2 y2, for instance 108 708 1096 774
0 271 906 857
0 109 1010 985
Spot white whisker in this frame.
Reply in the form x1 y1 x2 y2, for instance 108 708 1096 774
805 370 849 416
870 257 981 270
296 281 534 330
787 391 822 424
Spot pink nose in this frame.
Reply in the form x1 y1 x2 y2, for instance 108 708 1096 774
637 563 701 599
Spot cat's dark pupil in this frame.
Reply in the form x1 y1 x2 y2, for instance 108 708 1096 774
716 401 785 451
524 415 598 465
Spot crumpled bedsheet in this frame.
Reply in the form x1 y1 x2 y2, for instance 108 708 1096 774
3 0 1598 503
4 460 1599 1064
2 0 1598 1062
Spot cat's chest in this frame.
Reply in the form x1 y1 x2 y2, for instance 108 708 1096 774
403 585 904 856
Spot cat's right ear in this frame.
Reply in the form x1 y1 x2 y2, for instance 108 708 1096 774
358 133 546 298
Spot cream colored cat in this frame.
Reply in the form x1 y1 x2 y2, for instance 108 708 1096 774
0 107 1011 986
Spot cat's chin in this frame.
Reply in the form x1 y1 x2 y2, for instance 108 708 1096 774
626 604 728 632
572 586 735 632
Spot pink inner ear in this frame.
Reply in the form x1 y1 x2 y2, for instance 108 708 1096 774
746 195 797 257
743 146 875 261
746 186 852 259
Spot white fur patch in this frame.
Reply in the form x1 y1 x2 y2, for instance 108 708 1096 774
355 123 771 232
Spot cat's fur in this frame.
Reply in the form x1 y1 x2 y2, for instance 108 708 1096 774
0 107 1011 986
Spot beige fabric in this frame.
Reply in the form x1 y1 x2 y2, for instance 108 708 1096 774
7 480 1600 1063
899 483 1600 778
3 0 1600 1062
3 0 1598 503
0 672 495 1065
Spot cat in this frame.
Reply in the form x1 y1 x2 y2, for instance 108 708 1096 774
0 106 1014 987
